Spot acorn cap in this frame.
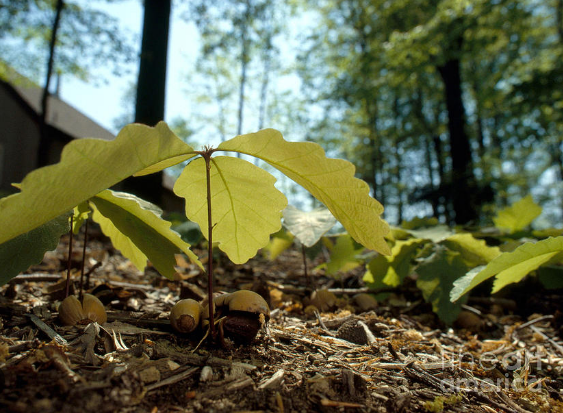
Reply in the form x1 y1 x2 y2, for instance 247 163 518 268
217 290 270 319
59 294 107 326
170 299 203 333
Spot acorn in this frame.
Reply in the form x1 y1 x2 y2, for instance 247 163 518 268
206 290 270 342
59 294 107 326
170 299 203 333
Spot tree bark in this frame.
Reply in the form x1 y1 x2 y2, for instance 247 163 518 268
122 0 171 205
437 53 478 224
36 0 64 168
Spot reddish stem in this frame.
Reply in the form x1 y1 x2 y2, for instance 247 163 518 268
199 150 215 338
65 215 74 298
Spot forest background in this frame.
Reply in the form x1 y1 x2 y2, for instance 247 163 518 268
1 0 562 228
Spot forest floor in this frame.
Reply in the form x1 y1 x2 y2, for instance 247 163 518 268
1 231 563 413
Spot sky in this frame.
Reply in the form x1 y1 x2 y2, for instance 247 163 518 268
59 0 200 135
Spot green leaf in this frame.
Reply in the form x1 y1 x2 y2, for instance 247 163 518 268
401 217 439 230
324 233 364 275
442 233 501 267
174 156 288 264
0 212 71 286
72 202 91 234
264 230 294 260
282 205 337 247
365 238 427 287
493 195 542 233
416 247 468 325
538 266 563 289
90 190 202 278
450 236 563 301
406 225 454 243
217 129 391 255
0 122 196 245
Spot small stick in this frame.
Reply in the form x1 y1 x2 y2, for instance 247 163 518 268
79 218 89 299
65 215 74 298
145 367 199 392
301 244 309 289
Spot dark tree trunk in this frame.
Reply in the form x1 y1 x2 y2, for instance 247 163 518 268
432 134 451 223
423 134 439 218
437 53 478 224
36 0 64 168
122 0 171 205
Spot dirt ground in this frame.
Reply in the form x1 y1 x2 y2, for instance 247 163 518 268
1 232 563 413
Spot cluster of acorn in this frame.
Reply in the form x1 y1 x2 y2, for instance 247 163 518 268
58 294 107 326
170 290 270 343
57 289 270 343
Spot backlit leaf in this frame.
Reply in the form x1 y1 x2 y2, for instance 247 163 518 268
0 122 195 245
174 156 288 264
264 230 294 260
0 212 71 286
282 205 337 247
218 129 390 255
450 236 563 301
416 247 468 325
442 233 501 266
365 238 427 287
493 195 542 233
90 190 202 278
324 233 364 275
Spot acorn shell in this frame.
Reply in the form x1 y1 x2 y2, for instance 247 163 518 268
216 290 270 319
59 294 107 326
82 294 107 324
59 295 85 326
170 299 203 333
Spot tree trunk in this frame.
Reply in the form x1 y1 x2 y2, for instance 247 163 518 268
122 0 171 205
437 53 478 224
236 0 251 137
36 0 64 168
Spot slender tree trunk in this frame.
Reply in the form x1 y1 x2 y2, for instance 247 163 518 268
36 0 64 168
423 134 439 218
236 0 251 137
437 50 478 224
122 0 171 205
432 134 451 223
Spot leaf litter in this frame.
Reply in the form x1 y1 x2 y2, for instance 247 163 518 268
1 231 563 413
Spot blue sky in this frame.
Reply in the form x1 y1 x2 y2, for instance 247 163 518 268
60 0 200 134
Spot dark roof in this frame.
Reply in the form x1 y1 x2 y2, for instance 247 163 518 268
1 63 114 141
13 85 115 141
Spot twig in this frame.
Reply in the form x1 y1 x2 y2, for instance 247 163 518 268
79 218 89 298
65 214 74 298
530 325 563 357
145 366 199 392
516 315 554 331
27 314 68 346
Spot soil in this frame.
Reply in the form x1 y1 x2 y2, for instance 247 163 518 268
1 231 563 413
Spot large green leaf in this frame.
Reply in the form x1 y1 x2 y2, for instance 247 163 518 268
0 212 71 286
324 233 364 275
282 205 337 247
365 238 427 287
264 230 294 260
493 195 542 233
0 122 195 245
217 129 391 255
174 156 288 264
90 190 202 278
450 236 563 301
442 233 501 267
416 247 468 325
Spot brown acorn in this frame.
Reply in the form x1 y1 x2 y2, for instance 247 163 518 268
170 299 203 333
213 290 270 342
59 294 107 326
